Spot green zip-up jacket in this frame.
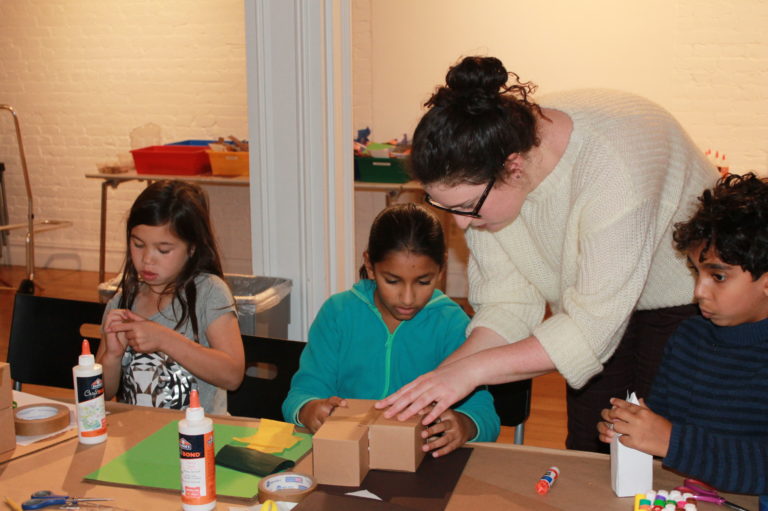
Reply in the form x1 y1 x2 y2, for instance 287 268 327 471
282 279 500 442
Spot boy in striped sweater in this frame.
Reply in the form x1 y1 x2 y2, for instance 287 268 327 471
598 173 768 499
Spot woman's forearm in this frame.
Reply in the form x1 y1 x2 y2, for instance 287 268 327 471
440 326 509 366
446 334 557 386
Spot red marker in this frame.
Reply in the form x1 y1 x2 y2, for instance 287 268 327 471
536 466 560 495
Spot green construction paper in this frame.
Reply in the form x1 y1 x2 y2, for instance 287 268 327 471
84 421 312 499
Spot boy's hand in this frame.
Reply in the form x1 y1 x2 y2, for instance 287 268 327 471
421 408 476 458
298 397 347 433
597 397 671 457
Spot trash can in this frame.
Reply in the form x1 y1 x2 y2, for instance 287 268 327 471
98 273 292 338
226 273 291 338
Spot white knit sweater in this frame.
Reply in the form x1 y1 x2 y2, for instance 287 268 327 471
466 89 719 389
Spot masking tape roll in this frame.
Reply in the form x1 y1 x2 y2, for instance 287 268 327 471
258 472 316 503
14 403 70 436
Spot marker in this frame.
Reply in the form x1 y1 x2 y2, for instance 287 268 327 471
535 466 560 495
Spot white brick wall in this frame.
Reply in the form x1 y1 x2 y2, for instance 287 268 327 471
3 1 766 298
0 0 250 279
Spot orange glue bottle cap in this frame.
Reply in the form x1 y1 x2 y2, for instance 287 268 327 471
78 339 95 367
186 389 204 421
190 389 201 409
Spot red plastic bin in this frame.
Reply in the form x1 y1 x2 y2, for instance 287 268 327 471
131 146 211 175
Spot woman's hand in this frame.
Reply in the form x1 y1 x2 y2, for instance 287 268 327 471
597 397 671 457
422 408 476 458
376 357 481 426
376 335 553 426
298 397 347 433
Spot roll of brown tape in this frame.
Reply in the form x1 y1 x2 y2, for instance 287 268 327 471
14 403 71 436
258 472 316 503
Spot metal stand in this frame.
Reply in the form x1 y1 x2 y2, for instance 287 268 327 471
0 105 72 293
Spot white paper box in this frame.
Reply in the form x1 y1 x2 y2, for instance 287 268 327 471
610 392 653 497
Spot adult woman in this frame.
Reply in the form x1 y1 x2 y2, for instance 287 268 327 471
377 56 718 452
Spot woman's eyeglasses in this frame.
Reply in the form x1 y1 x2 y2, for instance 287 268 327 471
424 177 495 219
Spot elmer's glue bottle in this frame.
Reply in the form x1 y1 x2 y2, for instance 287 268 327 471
72 339 107 444
179 389 216 511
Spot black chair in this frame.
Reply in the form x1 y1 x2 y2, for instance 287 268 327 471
227 335 305 420
7 293 105 390
488 378 532 445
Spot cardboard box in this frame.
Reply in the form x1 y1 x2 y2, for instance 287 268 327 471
0 406 14 451
0 363 16 453
328 398 378 420
313 419 370 486
0 362 12 409
0 407 15 453
368 413 425 472
312 399 425 486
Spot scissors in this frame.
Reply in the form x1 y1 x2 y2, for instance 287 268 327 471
675 479 751 511
21 491 112 510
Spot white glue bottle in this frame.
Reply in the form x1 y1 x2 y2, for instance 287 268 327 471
72 339 107 444
179 389 216 511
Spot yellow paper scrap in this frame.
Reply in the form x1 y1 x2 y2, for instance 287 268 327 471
233 418 300 453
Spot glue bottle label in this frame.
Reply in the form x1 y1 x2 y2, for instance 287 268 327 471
179 431 215 504
75 374 107 437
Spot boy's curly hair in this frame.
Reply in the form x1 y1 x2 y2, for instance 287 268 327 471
673 172 768 280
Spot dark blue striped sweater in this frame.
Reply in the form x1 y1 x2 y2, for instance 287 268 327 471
647 314 768 495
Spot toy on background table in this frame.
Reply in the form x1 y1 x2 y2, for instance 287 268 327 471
353 128 412 159
704 149 729 177
355 127 371 145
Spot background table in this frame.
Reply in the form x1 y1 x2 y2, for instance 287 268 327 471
354 180 423 207
85 172 249 283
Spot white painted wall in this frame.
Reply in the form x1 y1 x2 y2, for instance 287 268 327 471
355 0 768 173
352 0 768 296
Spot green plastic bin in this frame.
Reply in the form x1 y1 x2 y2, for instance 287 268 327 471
355 156 410 183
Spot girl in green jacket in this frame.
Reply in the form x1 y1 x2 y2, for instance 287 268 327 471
283 203 500 458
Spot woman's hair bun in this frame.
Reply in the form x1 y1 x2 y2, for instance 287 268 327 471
446 56 508 95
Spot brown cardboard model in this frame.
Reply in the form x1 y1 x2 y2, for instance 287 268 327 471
312 399 426 486
0 362 15 453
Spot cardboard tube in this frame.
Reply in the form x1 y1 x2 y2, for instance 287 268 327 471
258 472 316 503
14 403 70 436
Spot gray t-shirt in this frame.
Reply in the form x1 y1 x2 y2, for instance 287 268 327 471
103 273 236 414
